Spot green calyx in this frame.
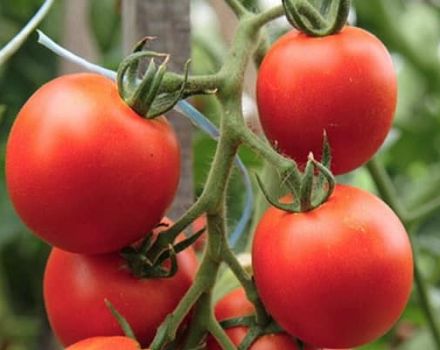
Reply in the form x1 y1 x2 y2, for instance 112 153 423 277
116 36 190 119
282 0 351 37
257 132 335 213
120 224 205 279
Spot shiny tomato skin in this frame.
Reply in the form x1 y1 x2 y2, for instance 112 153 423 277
207 288 313 350
6 73 180 254
252 185 413 348
65 336 140 350
44 225 198 348
257 26 397 174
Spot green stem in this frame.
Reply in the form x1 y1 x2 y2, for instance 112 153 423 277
253 38 269 68
222 245 270 326
150 193 209 257
246 163 282 251
407 196 440 225
413 248 440 349
207 314 236 350
239 128 292 171
225 0 250 18
149 273 206 348
182 208 232 348
161 72 222 96
150 120 239 349
250 5 285 29
366 159 409 223
150 4 290 348
366 157 440 350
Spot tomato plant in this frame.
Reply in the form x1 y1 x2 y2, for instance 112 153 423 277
257 26 397 175
6 73 180 254
207 288 313 350
252 184 413 348
43 222 198 347
65 336 141 350
6 0 440 349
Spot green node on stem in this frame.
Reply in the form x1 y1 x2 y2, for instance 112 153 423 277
255 133 335 214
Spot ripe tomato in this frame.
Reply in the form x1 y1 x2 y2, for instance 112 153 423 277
44 222 198 348
252 185 413 348
6 73 180 254
207 288 314 350
256 26 397 175
65 336 140 350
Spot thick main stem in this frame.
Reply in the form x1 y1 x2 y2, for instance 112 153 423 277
149 125 238 349
150 5 289 349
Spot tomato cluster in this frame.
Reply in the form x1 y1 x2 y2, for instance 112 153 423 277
6 73 197 348
252 25 413 349
4 13 414 350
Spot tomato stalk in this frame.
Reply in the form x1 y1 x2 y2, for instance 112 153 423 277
148 3 341 347
149 6 297 349
224 0 249 18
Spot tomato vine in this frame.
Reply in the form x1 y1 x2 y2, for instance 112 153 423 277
3 0 440 349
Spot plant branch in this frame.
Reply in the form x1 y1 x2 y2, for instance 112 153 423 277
366 158 409 223
149 280 205 348
239 128 292 171
407 196 440 226
367 157 440 349
250 5 285 29
161 72 222 96
149 194 209 256
208 315 237 350
222 245 270 327
413 252 440 349
225 0 250 18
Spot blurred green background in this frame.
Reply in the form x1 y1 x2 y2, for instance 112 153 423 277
1 0 440 349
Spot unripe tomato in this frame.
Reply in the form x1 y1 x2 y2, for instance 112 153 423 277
207 288 316 350
257 26 397 174
44 221 198 348
6 73 180 254
65 336 140 350
252 185 413 348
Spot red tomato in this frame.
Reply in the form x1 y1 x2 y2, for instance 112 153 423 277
65 336 140 350
252 185 413 348
6 73 180 254
256 26 397 175
207 288 315 350
44 222 198 348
